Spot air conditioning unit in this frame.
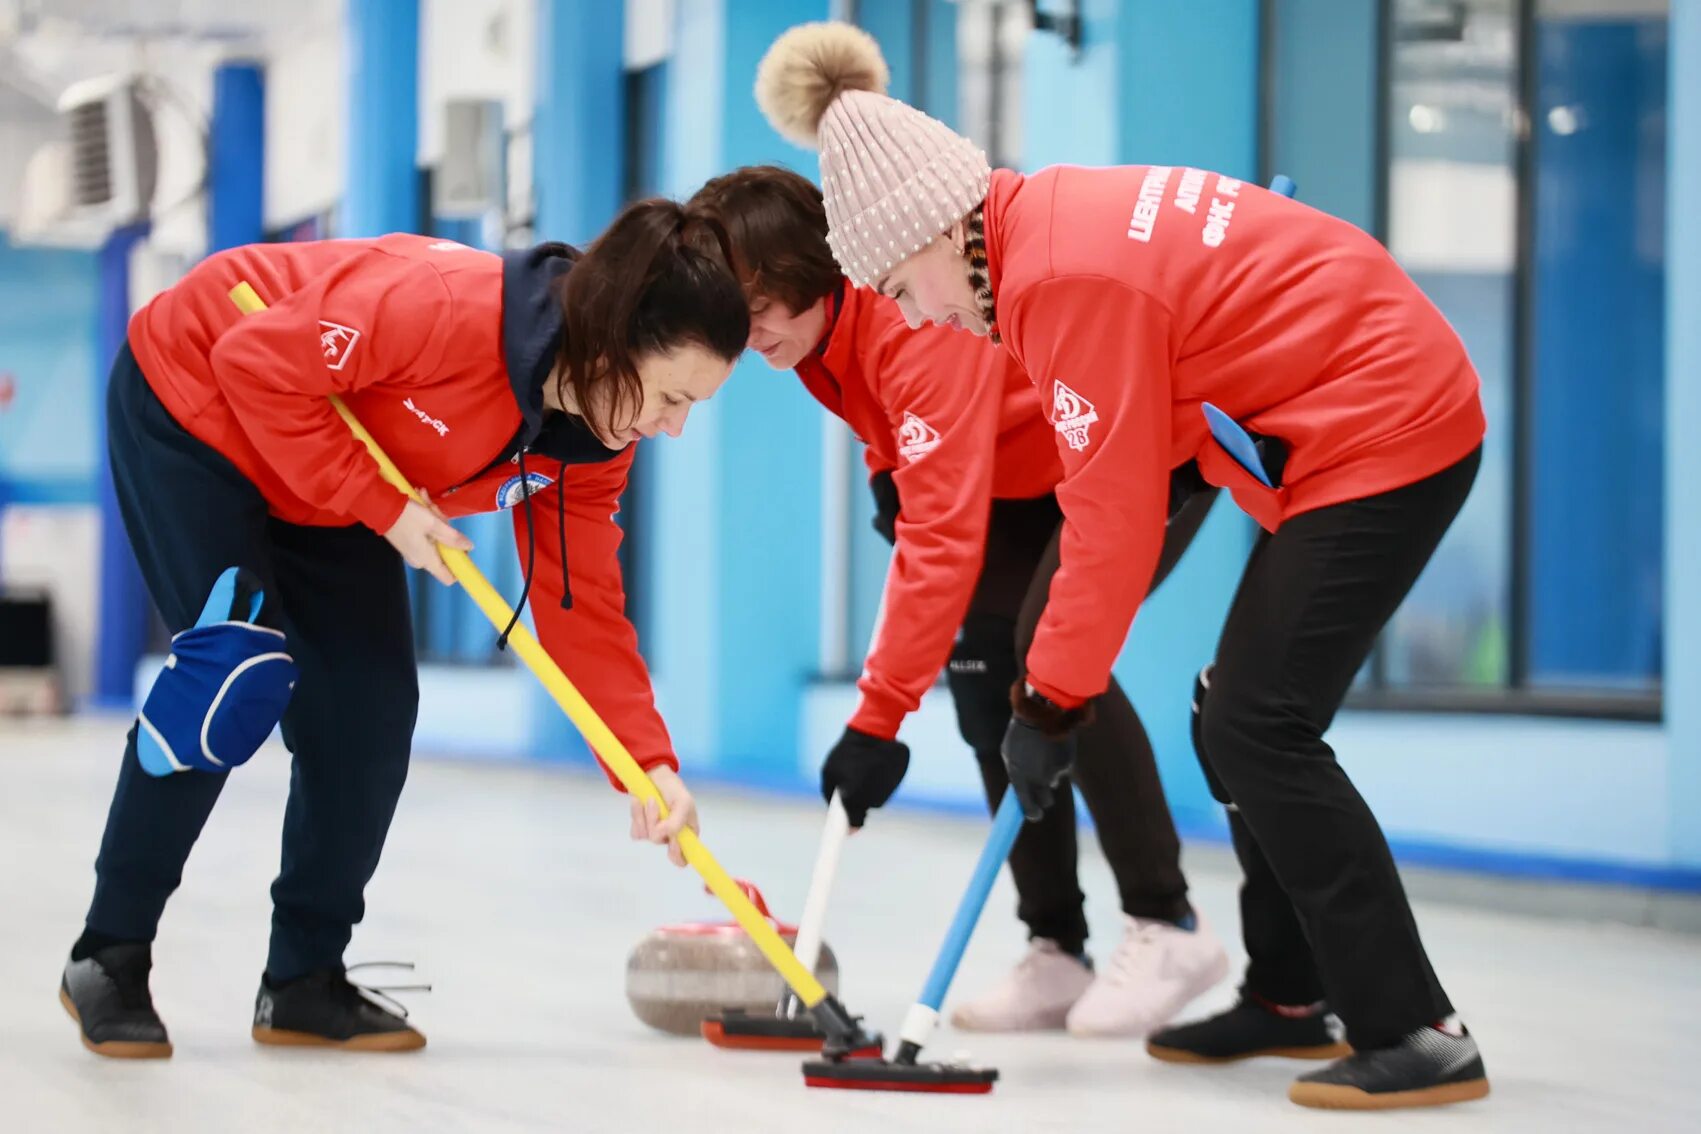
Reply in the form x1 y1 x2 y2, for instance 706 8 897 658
11 74 159 248
61 74 158 224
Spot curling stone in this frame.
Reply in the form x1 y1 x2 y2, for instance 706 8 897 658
626 883 838 1036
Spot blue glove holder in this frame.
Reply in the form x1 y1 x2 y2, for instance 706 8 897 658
136 567 297 777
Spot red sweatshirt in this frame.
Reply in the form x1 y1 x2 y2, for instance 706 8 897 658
128 234 676 783
794 283 1061 738
983 166 1486 708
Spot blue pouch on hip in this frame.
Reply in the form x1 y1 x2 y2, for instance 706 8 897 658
1202 402 1277 488
136 567 298 777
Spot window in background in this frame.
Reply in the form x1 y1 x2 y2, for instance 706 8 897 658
1368 0 1665 713
1381 0 1519 690
1526 0 1665 693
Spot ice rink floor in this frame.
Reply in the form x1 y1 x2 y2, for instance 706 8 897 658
4 717 1699 1133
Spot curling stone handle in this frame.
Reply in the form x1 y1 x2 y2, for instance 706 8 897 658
792 791 850 976
702 878 778 924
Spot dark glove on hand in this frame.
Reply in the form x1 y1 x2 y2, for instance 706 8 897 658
1002 681 1094 821
821 726 910 828
869 469 900 546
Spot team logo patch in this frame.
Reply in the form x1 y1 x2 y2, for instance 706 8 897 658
897 411 942 463
318 321 361 370
496 471 555 510
1051 381 1099 452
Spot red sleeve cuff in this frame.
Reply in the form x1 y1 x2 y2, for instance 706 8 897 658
595 752 680 793
350 476 407 535
848 694 905 741
1023 673 1088 711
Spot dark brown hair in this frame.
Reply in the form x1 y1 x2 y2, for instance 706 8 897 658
684 165 842 316
557 198 750 438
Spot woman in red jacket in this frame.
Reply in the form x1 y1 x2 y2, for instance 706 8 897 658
755 24 1489 1111
61 201 748 1059
688 166 1229 1038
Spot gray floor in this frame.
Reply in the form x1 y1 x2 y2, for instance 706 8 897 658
4 717 1699 1133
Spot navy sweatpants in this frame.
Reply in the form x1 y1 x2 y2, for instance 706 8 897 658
88 343 419 981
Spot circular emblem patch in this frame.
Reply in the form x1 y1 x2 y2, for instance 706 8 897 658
496 471 555 510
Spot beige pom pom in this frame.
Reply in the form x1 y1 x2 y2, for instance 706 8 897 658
755 21 890 149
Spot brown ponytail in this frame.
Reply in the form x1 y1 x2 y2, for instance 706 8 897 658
556 198 750 438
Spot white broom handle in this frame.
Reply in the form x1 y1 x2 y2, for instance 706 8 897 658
792 791 851 974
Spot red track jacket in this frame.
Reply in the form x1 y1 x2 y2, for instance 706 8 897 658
984 166 1486 708
795 283 1061 738
128 235 675 783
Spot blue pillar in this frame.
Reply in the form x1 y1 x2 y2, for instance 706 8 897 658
922 0 958 127
1116 0 1260 177
856 0 917 105
534 0 625 247
1032 0 1254 835
523 0 629 756
208 62 265 251
645 0 830 776
1023 0 1120 170
344 0 420 237
92 223 151 707
1668 1 1701 867
1266 0 1379 232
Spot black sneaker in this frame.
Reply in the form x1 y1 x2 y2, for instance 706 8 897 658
1146 993 1349 1064
252 963 427 1052
60 943 173 1059
1290 1021 1489 1110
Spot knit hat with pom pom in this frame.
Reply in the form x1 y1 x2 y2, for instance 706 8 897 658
754 21 990 287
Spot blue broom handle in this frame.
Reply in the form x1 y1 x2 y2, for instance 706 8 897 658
918 788 1027 1011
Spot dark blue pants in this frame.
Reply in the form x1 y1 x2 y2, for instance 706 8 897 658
88 343 418 981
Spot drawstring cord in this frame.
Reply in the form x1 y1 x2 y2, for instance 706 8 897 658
498 450 537 649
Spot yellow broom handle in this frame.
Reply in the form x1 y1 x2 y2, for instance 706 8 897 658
227 281 827 1006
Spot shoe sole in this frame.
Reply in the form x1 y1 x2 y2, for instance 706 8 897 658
60 987 173 1060
1147 1039 1352 1064
252 1025 427 1052
1289 1076 1491 1110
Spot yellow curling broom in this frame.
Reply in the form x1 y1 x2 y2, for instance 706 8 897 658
228 281 880 1058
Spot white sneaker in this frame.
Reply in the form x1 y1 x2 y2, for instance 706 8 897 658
1065 914 1230 1038
949 939 1094 1032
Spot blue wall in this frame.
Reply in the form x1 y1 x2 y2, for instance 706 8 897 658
0 242 100 506
1266 0 1379 233
642 0 832 776
1667 0 1701 870
1023 0 1262 832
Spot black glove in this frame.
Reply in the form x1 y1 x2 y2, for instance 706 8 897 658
868 469 900 545
820 727 910 828
1002 681 1094 821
